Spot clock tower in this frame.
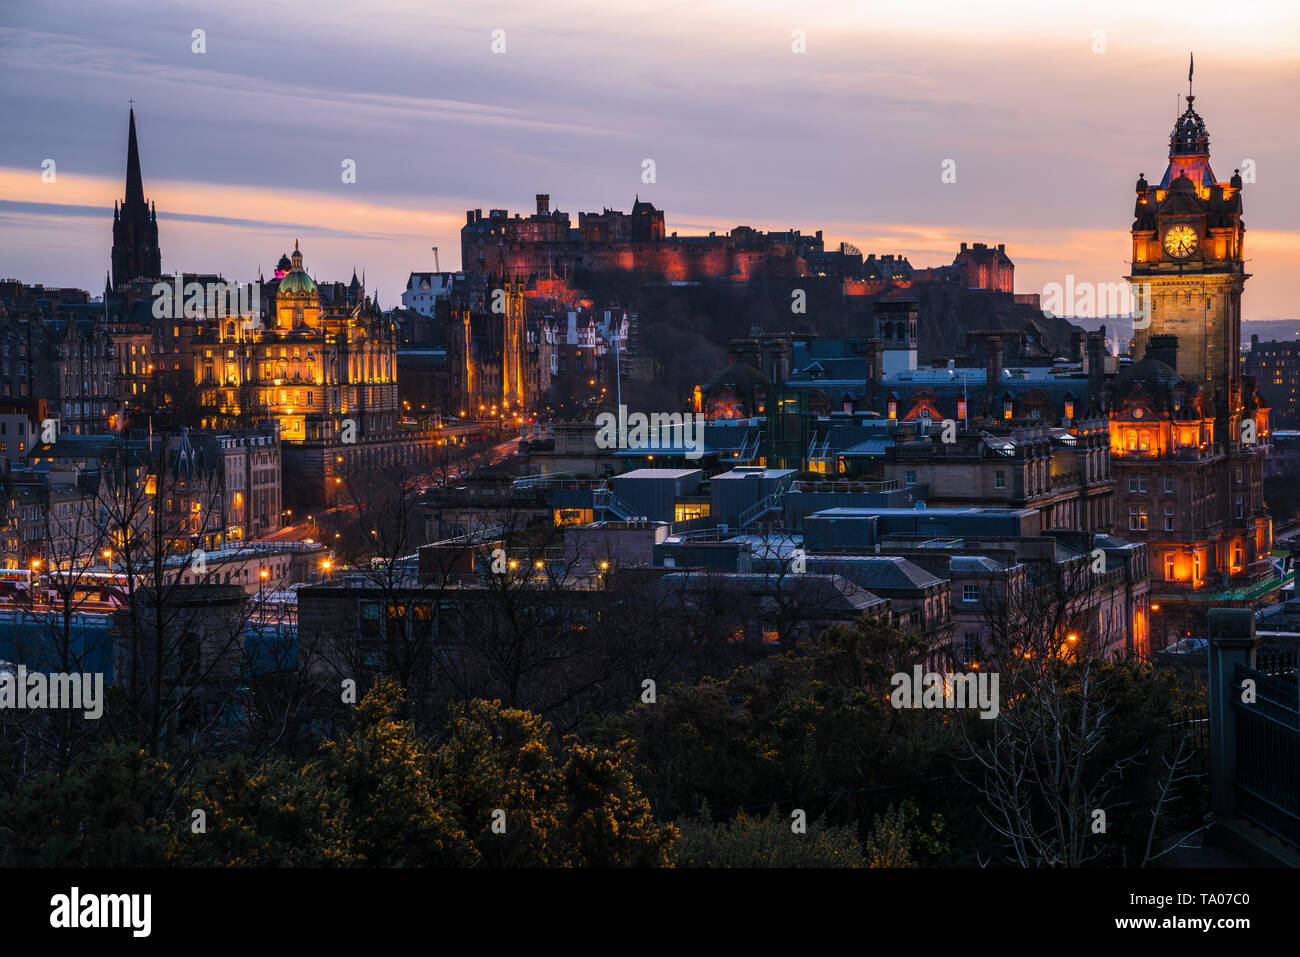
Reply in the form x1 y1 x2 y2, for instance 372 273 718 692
1114 60 1275 649
1127 75 1247 431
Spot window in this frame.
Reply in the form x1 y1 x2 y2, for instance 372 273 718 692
962 632 981 662
1128 505 1148 531
1235 497 1243 519
962 584 980 603
1064 400 1074 419
1163 475 1174 492
1164 554 1176 579
1164 506 1175 532
1232 543 1244 569
1235 468 1243 484
994 470 1006 489
957 398 967 420
1128 475 1148 493
905 470 916 485
1139 430 1151 450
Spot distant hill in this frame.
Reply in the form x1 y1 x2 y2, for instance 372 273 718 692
1059 315 1300 348
1244 320 1300 345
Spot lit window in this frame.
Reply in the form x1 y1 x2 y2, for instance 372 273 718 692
1164 554 1176 579
1128 505 1148 531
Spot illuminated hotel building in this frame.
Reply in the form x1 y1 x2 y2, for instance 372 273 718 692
1112 77 1275 646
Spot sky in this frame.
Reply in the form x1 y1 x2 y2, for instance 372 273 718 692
1 0 1297 321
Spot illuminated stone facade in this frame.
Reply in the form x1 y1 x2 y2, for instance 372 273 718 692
191 244 442 506
461 196 817 282
1113 85 1274 645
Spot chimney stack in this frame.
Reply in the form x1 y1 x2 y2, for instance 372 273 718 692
1087 332 1107 404
1146 334 1179 370
864 338 883 409
984 335 1004 419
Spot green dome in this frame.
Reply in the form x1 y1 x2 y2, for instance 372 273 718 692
278 269 317 299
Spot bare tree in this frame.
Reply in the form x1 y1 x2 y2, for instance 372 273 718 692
960 558 1143 867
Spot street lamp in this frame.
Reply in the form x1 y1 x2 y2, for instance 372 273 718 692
103 549 112 572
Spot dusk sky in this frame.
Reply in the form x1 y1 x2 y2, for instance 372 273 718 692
2 0 1297 321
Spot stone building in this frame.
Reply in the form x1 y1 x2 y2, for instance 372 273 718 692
1110 77 1276 645
883 422 1114 532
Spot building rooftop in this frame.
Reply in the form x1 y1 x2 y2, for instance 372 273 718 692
805 554 947 591
613 468 703 480
711 467 798 481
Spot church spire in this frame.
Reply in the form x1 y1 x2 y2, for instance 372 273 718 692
125 106 145 209
111 104 162 290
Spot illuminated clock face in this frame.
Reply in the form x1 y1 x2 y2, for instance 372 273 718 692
1164 224 1199 259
